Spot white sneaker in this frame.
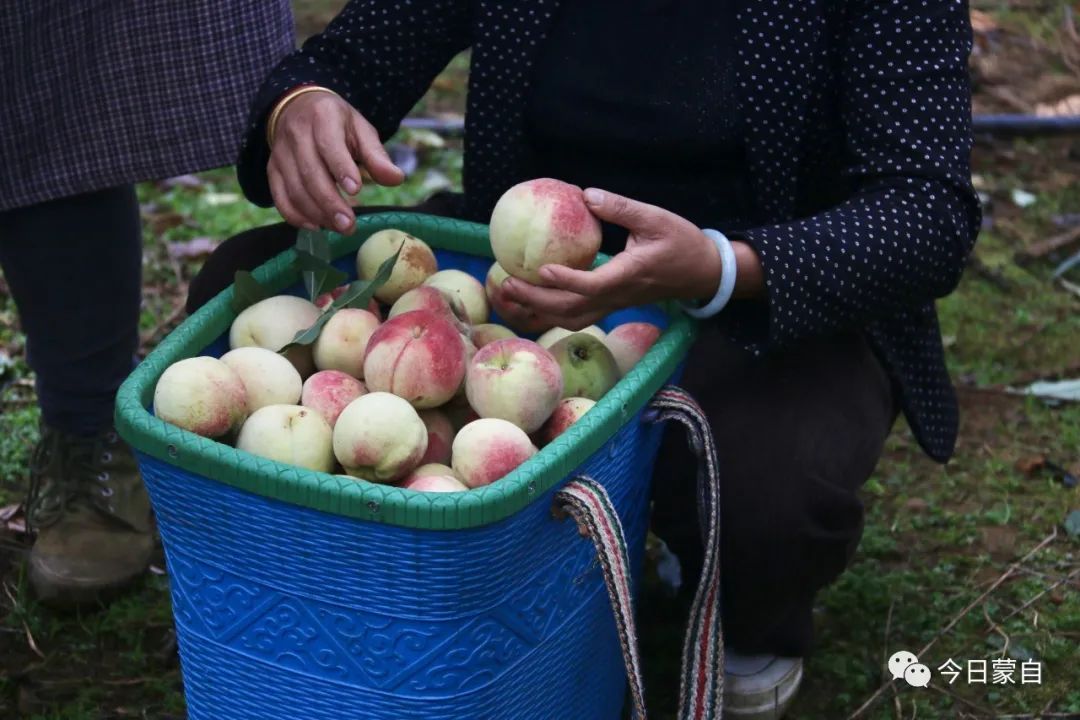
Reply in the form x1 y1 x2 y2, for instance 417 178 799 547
723 652 803 719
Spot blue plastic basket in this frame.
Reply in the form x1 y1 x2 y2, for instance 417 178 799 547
116 214 696 719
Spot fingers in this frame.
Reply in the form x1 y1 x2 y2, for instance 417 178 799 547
268 160 315 230
312 112 363 197
291 131 356 233
583 188 663 235
349 114 405 187
502 277 598 317
537 255 636 298
269 92 404 232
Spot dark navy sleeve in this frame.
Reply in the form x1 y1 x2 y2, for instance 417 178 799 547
237 0 473 207
737 0 981 348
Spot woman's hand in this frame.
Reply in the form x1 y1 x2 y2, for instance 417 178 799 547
501 189 748 329
267 92 405 233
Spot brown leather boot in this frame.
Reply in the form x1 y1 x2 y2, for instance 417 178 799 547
26 425 154 607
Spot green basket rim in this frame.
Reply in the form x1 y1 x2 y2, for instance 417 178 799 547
115 212 697 530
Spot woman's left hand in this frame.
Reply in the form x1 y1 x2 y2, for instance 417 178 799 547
500 189 724 329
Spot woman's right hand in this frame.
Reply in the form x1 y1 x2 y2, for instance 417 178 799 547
267 91 405 233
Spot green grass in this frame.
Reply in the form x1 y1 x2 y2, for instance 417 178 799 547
2 2 1079 718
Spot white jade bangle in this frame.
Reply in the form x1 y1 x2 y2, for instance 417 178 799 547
681 228 737 319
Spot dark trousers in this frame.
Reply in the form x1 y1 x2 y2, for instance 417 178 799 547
0 186 142 436
652 323 896 658
188 195 897 659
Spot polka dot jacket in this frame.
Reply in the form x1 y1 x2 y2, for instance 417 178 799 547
237 0 982 462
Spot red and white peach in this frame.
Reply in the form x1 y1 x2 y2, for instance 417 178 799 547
471 323 518 348
356 229 438 303
423 269 489 325
451 418 538 488
362 310 468 408
489 178 602 284
153 356 248 439
301 370 367 427
236 404 335 473
333 392 428 482
417 409 454 466
220 346 303 410
538 397 596 445
311 307 380 378
604 322 662 375
465 338 564 433
229 295 321 377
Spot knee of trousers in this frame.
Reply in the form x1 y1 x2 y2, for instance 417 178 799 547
721 468 868 594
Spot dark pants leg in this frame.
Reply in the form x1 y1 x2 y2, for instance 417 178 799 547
651 321 897 658
0 186 142 436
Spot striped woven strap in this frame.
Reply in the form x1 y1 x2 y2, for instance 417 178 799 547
554 385 723 720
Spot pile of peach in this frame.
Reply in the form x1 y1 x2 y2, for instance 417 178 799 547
152 179 661 493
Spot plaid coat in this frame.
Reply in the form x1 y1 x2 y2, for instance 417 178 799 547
238 0 981 462
0 1 294 212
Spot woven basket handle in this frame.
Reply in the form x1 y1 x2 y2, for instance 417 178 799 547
553 386 723 720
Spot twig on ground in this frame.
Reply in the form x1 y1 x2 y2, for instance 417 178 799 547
1016 223 1080 264
847 529 1059 720
983 604 1011 657
928 684 996 718
995 567 1080 625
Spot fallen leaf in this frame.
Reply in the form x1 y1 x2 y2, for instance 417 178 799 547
1016 455 1047 475
1023 378 1080 402
970 9 998 35
980 525 1018 561
903 497 930 513
1064 509 1080 538
167 236 218 261
1011 189 1038 208
161 174 204 189
1035 94 1080 117
203 192 240 206
144 211 187 235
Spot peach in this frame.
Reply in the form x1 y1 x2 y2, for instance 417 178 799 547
220 347 303 411
388 285 468 327
333 392 428 482
301 370 367 427
604 322 663 375
489 178 602 284
423 269 489 325
315 285 382 319
471 323 518 348
400 473 468 493
484 261 552 334
356 229 438 303
548 333 621 400
442 395 481 433
418 409 454 465
465 338 563 433
538 397 596 445
451 418 538 488
536 325 606 350
362 310 467 408
406 462 459 480
312 308 380 378
236 404 335 473
229 294 321 377
153 356 248 439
